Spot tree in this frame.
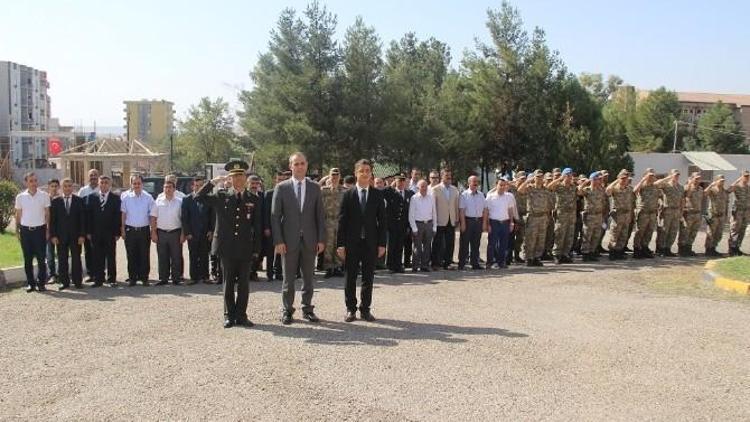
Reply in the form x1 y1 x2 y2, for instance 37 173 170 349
175 97 238 172
627 87 681 152
0 179 19 233
696 102 747 153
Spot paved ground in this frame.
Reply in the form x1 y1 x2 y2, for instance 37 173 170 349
2 229 750 420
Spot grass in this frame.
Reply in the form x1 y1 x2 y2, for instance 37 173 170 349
0 231 23 269
637 265 750 303
714 257 750 283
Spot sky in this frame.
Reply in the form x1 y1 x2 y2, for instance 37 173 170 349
2 0 749 128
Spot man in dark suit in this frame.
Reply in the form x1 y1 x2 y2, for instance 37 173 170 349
86 175 121 287
182 176 214 284
197 161 262 328
337 159 387 322
50 178 86 289
383 174 413 273
263 170 289 282
272 152 326 325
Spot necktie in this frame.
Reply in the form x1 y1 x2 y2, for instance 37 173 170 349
65 196 70 214
360 188 367 213
297 181 302 211
237 192 242 202
100 194 106 210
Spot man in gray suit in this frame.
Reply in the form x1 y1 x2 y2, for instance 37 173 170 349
272 152 326 325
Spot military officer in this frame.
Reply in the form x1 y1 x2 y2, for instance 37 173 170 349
632 169 659 259
384 174 413 273
605 169 635 260
578 172 607 262
196 160 262 328
541 172 556 261
321 168 345 278
704 175 729 257
654 169 684 257
546 168 577 264
678 172 703 257
517 169 551 267
728 171 750 256
507 171 528 264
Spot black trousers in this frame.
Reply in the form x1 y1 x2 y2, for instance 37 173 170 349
345 239 376 313
403 234 413 267
91 235 116 283
57 239 82 286
265 245 283 279
20 225 47 286
124 226 150 282
83 238 93 278
187 234 210 280
458 218 482 267
432 221 456 267
221 257 250 320
157 229 183 282
387 224 407 270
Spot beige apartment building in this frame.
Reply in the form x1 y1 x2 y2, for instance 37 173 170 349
124 99 174 143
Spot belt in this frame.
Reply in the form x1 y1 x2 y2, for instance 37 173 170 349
126 225 150 231
464 216 482 220
157 228 181 234
20 224 46 231
490 219 510 224
416 220 432 224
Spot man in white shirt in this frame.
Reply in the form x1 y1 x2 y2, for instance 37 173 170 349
157 174 186 200
78 168 100 282
458 175 485 270
121 174 155 286
15 172 51 292
150 180 185 285
408 168 421 193
408 180 437 272
483 178 518 269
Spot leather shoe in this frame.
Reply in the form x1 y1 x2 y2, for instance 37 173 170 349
128 280 137 287
59 284 69 291
223 319 235 328
420 267 431 272
344 311 357 322
37 284 47 292
74 283 83 289
141 280 150 287
236 318 254 328
155 280 168 286
26 284 36 293
360 311 376 322
303 312 320 323
281 312 293 325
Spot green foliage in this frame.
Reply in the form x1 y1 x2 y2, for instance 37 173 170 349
695 102 747 153
174 97 239 172
0 180 20 233
627 87 681 152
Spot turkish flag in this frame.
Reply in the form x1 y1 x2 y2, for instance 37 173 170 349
48 138 62 156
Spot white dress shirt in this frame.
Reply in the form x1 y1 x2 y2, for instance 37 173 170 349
151 196 183 230
485 191 517 221
15 189 50 227
78 184 99 198
157 190 186 200
408 191 437 233
459 189 486 218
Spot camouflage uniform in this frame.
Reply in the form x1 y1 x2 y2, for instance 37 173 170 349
607 183 635 254
655 180 684 255
551 184 577 259
729 184 750 254
678 184 703 255
580 186 606 256
508 184 528 262
633 184 659 255
523 185 551 263
320 184 344 270
705 186 728 253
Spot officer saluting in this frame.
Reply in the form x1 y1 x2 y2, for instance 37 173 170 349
196 160 262 328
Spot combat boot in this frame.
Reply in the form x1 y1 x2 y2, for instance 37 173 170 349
582 253 597 262
608 250 617 261
633 248 644 259
526 259 535 267
554 255 563 265
643 248 655 258
532 259 544 267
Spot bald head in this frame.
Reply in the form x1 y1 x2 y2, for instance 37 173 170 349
468 175 479 191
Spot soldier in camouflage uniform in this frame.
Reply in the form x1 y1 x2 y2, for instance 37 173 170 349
654 169 684 257
605 169 635 260
728 171 750 256
678 172 704 257
704 175 729 257
541 171 557 261
596 170 610 255
507 171 528 264
517 169 551 267
577 171 606 262
546 167 577 264
632 169 659 258
321 168 345 278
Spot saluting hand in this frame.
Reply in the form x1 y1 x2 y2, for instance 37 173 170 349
275 243 287 255
316 242 325 254
378 246 386 258
337 247 346 260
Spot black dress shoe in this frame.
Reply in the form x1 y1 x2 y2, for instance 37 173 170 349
155 280 168 286
26 284 36 293
142 280 150 287
303 312 320 323
109 281 117 287
128 280 137 286
90 282 102 288
471 265 483 270
59 284 69 291
223 319 235 328
344 311 357 322
236 318 254 328
420 267 431 272
37 284 47 292
396 267 406 273
281 312 293 325
74 283 83 289
360 311 376 322
173 279 183 285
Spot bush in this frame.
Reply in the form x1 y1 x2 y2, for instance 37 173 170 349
0 179 20 233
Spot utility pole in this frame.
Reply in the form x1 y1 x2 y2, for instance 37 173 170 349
672 120 679 153
169 133 174 173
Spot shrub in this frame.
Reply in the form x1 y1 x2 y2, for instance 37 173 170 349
0 180 20 233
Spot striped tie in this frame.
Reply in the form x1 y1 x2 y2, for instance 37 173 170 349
100 194 106 210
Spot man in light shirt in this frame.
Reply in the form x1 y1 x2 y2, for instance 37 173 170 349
150 180 185 286
15 172 51 292
408 180 437 272
157 174 186 200
78 168 100 282
121 174 155 286
484 178 517 269
408 168 421 193
458 175 485 270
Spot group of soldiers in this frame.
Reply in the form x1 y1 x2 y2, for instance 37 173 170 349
503 167 749 266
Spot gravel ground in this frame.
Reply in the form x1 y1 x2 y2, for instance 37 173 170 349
1 232 749 421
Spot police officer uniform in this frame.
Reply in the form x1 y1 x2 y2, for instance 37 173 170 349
196 160 262 328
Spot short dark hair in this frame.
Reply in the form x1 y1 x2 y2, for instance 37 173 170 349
130 174 143 184
48 178 60 185
164 180 176 187
343 175 356 184
193 176 204 182
354 159 372 173
99 175 111 181
23 172 36 181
